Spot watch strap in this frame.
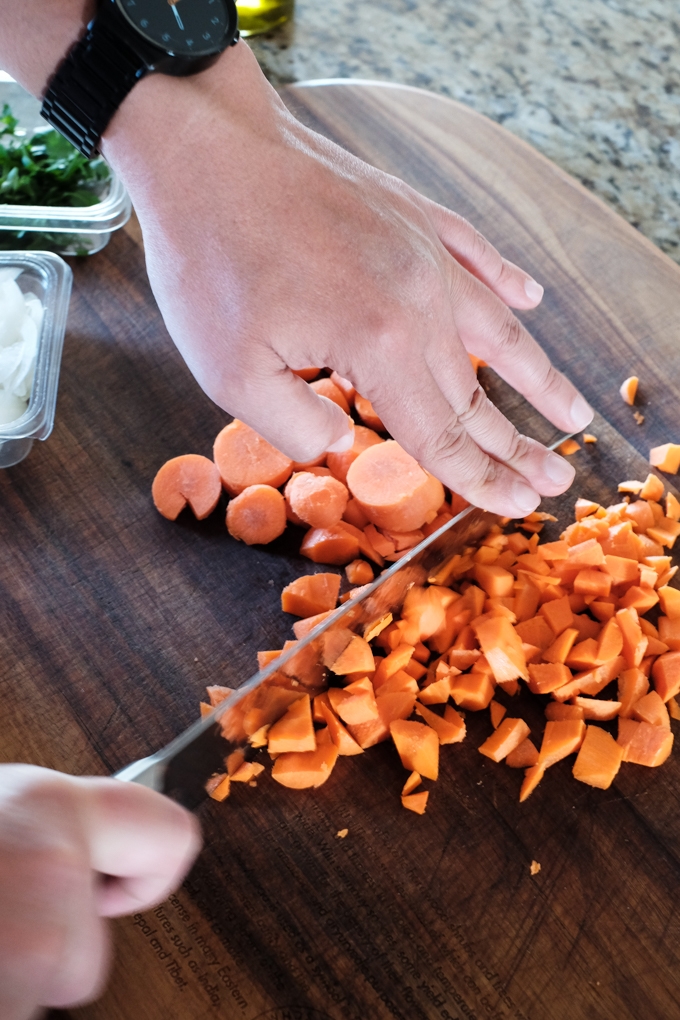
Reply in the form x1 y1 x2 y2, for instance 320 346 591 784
41 9 160 159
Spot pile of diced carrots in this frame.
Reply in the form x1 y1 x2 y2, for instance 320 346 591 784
151 367 465 566
203 470 680 812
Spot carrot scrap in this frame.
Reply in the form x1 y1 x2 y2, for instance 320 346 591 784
478 717 531 762
557 438 581 456
572 725 623 789
286 471 349 528
226 485 287 545
619 376 638 405
583 434 597 444
401 791 429 814
152 454 222 521
281 573 341 618
650 444 680 475
530 860 541 875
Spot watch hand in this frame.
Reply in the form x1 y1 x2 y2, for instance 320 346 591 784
171 4 185 30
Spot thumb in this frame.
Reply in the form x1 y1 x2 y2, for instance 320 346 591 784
226 369 355 464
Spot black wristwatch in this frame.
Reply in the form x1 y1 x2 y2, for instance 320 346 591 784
41 0 239 158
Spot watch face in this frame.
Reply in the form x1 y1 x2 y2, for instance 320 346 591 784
117 0 234 57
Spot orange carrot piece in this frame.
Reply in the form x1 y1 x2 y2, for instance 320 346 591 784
317 700 364 755
527 662 572 694
326 425 383 485
478 717 531 763
572 725 623 789
639 473 665 502
310 377 351 414
343 497 370 529
390 720 439 780
402 770 421 795
616 607 649 669
450 671 495 711
650 443 680 475
345 559 374 586
346 440 444 532
473 615 528 684
571 697 622 721
543 627 579 665
271 727 339 788
206 774 231 801
489 700 507 729
539 595 574 635
573 569 612 598
668 696 680 721
658 585 680 619
567 538 605 568
354 394 385 431
214 419 293 496
515 615 556 651
583 433 597 444
401 791 429 815
373 644 416 688
286 471 349 529
618 719 674 767
226 484 287 545
267 695 316 754
300 524 360 565
152 454 222 521
379 670 419 696
230 761 265 783
619 376 638 405
417 675 454 704
618 586 659 613
624 499 655 531
519 764 545 802
596 618 623 662
474 563 515 598
617 668 650 717
658 616 680 650
281 573 341 618
652 651 680 701
557 438 581 456
538 719 586 768
506 738 539 768
448 648 481 671
415 702 466 744
545 703 584 721
292 367 320 381
574 498 601 521
633 690 671 729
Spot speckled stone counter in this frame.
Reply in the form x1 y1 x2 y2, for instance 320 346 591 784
250 0 680 263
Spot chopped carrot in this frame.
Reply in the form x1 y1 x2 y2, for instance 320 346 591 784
489 700 507 729
473 615 527 684
619 376 638 405
300 524 360 565
632 690 670 729
214 419 293 495
291 367 320 381
583 434 597 444
343 498 370 529
206 774 231 801
572 725 623 789
652 651 680 701
668 696 680 721
326 425 383 485
226 484 287 545
402 771 422 795
330 371 356 405
618 719 674 767
450 671 495 711
571 697 621 721
316 699 364 755
538 719 586 768
545 703 584 722
286 471 349 529
527 662 571 694
345 559 374 586
617 668 650 717
519 764 545 802
346 440 445 532
639 473 665 502
415 702 466 744
557 438 581 456
390 719 439 780
649 443 680 475
505 738 539 768
354 394 385 431
271 727 339 788
401 791 429 814
417 675 454 704
152 454 222 521
348 689 417 748
281 573 341 618
267 695 316 754
310 377 351 414
478 717 531 762
323 629 375 675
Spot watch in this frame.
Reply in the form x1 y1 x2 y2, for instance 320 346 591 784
41 0 240 159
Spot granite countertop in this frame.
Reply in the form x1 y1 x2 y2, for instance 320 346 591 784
250 0 680 264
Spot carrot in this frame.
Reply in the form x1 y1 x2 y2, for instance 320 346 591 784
310 377 351 414
632 690 670 729
343 498 370 529
323 630 375 675
214 419 292 495
346 440 444 532
354 394 385 431
652 651 680 701
473 615 528 685
649 443 680 475
450 671 495 711
478 718 531 763
271 727 339 788
267 695 316 754
328 679 378 726
281 573 341 618
618 719 674 767
415 702 466 744
152 454 222 521
345 559 374 585
390 719 439 780
619 376 638 405
527 662 571 694
506 738 539 768
286 471 349 529
537 719 586 768
401 791 429 814
557 438 581 456
639 472 665 501
658 586 680 619
489 700 507 729
572 725 623 789
544 703 584 722
226 484 286 545
291 367 321 382
571 697 622 721
300 524 360 565
206 774 231 801
330 371 356 405
519 764 545 802
326 425 383 485
402 771 421 795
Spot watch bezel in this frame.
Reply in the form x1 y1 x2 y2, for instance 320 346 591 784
112 0 238 60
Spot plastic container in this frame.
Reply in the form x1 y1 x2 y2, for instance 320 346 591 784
0 76 131 256
0 251 72 467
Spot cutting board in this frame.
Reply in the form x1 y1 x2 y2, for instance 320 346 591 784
1 81 679 1020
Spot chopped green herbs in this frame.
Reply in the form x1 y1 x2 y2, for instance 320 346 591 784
0 103 110 208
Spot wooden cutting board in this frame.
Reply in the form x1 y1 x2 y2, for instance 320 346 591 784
1 81 678 1020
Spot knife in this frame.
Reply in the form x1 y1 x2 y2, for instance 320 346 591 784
115 432 575 807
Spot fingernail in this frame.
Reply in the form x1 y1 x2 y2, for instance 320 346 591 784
570 393 594 430
327 426 355 454
545 452 576 487
525 278 544 303
512 481 541 515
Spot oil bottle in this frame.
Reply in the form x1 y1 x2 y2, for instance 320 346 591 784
236 0 294 36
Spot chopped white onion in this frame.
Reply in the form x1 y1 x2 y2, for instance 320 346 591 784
0 271 43 426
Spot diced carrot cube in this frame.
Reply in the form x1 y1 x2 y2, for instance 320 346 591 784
538 719 586 767
271 727 339 788
617 668 650 717
650 444 680 475
450 670 495 710
618 586 660 613
573 569 612 598
527 662 572 694
616 607 649 668
415 702 466 744
506 738 539 768
489 699 507 729
658 616 680 650
658 586 680 619
267 695 317 754
632 690 671 730
401 791 429 814
545 703 584 721
639 473 665 502
473 615 528 684
618 719 674 767
572 725 623 789
519 764 545 802
317 700 364 755
571 697 621 721
543 627 580 665
402 771 421 795
652 651 680 702
539 595 574 635
515 615 556 651
478 717 531 762
595 618 623 662
390 720 439 780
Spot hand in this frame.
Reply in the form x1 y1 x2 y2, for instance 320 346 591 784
103 43 591 519
0 765 201 1020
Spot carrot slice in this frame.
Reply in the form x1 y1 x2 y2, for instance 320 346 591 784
478 717 531 762
152 454 222 521
489 700 507 729
619 376 638 405
317 700 364 755
652 651 680 701
300 524 360 565
401 791 429 814
538 719 586 768
571 697 622 721
402 771 422 795
415 702 466 744
617 667 650 717
286 471 349 529
632 690 671 729
649 443 680 475
310 377 351 414
354 394 385 431
226 484 286 545
390 719 439 780
271 727 339 788
346 440 445 532
281 573 341 618
618 719 674 767
572 725 623 789
345 559 374 585
519 764 545 802
214 419 293 495
267 695 316 753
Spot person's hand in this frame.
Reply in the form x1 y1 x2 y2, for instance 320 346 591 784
103 43 592 519
0 765 201 1020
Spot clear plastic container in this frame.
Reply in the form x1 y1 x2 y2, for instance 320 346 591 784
0 76 131 256
0 251 72 467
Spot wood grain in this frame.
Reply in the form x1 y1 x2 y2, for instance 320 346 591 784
0 81 677 1020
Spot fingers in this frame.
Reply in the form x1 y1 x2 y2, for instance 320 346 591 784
448 268 593 434
425 197 545 310
80 778 202 918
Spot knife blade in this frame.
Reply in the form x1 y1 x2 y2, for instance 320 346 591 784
115 432 575 807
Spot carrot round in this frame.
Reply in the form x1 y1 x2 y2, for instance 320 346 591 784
226 484 286 545
327 425 384 485
354 394 385 431
152 454 221 521
286 471 349 529
310 378 351 414
347 439 445 533
214 419 293 496
345 559 374 586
